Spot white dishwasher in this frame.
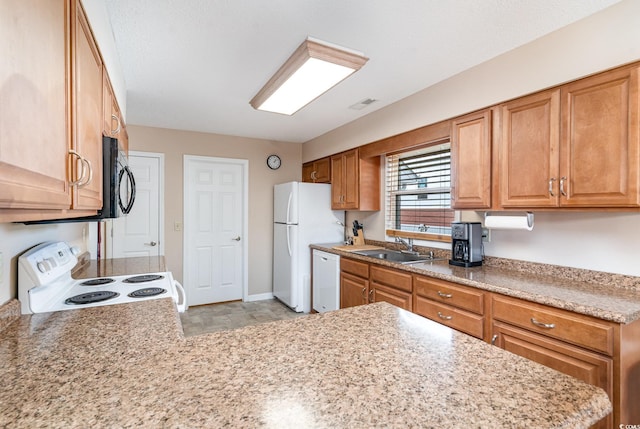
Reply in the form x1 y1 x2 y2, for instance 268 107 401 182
312 249 340 313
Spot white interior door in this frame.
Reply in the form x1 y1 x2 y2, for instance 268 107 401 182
184 155 247 306
110 151 164 259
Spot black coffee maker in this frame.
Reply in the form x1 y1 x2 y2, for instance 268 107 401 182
449 222 483 267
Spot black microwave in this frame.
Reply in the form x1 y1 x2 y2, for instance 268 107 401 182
24 136 136 224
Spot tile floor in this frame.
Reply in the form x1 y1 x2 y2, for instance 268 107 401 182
179 299 306 337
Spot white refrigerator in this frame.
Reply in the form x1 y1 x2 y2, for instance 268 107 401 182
273 182 344 313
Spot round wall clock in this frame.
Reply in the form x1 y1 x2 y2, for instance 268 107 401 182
266 154 281 170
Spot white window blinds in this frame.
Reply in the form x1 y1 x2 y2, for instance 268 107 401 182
386 143 454 237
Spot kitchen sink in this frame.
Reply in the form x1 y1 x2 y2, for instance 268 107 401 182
352 249 445 264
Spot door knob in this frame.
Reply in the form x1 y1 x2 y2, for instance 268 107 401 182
145 241 158 246
232 236 241 241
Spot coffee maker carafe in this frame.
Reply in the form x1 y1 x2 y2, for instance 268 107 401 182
449 222 483 267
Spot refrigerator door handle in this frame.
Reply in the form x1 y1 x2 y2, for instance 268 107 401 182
286 225 293 256
286 192 293 224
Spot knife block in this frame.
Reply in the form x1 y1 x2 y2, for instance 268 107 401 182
353 234 365 246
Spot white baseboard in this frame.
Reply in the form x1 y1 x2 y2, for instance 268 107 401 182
245 292 274 302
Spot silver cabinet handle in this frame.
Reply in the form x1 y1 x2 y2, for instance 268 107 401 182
311 171 317 180
559 176 567 196
111 114 121 135
548 177 556 196
361 287 367 300
77 157 93 188
369 289 374 303
437 291 452 299
232 236 241 241
437 312 453 321
145 241 158 247
491 334 498 345
531 317 555 329
68 150 86 186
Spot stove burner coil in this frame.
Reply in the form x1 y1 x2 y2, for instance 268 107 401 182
123 274 165 284
127 288 167 298
80 278 115 286
64 291 120 305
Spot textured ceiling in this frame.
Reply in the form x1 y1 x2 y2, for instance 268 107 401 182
104 0 621 143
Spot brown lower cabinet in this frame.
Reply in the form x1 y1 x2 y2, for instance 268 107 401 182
336 255 640 428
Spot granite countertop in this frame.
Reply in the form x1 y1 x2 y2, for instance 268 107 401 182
311 244 640 324
72 255 166 279
0 299 610 428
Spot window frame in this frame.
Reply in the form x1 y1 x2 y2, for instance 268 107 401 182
385 142 454 243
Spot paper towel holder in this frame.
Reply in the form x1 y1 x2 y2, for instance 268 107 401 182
484 211 534 230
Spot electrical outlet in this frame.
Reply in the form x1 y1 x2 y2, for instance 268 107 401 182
482 227 491 243
174 222 182 232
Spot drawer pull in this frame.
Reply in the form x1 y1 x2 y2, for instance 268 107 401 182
437 312 453 321
361 288 367 300
491 334 498 345
531 317 555 329
437 291 453 299
369 289 374 303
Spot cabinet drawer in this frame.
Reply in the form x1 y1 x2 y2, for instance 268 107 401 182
492 295 614 356
340 258 369 278
414 275 484 314
372 283 412 311
415 296 484 339
371 265 412 293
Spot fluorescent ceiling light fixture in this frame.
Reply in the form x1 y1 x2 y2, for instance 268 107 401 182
250 37 368 115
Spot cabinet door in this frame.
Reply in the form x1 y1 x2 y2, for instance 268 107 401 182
0 0 71 210
72 0 103 210
451 110 492 209
499 89 560 208
330 154 344 208
313 157 331 183
342 150 359 209
102 70 122 138
493 322 612 429
340 272 368 308
560 66 640 207
302 162 314 183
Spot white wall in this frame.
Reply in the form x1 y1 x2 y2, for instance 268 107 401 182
304 0 640 277
0 223 86 305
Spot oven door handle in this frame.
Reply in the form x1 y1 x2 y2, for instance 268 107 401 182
174 280 187 313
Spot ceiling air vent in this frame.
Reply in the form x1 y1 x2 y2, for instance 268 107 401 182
349 98 378 110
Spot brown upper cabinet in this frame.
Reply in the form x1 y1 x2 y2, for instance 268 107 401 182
71 0 103 211
302 157 330 183
499 65 640 208
0 0 72 214
103 68 128 153
0 0 105 221
451 109 492 209
330 148 380 211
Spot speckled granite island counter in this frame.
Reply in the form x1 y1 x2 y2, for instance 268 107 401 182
0 299 610 428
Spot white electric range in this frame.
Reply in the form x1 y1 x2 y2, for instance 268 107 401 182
18 241 186 314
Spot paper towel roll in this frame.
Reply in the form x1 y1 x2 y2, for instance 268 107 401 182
484 213 534 231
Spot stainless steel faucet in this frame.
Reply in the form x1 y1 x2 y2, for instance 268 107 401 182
395 237 418 255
